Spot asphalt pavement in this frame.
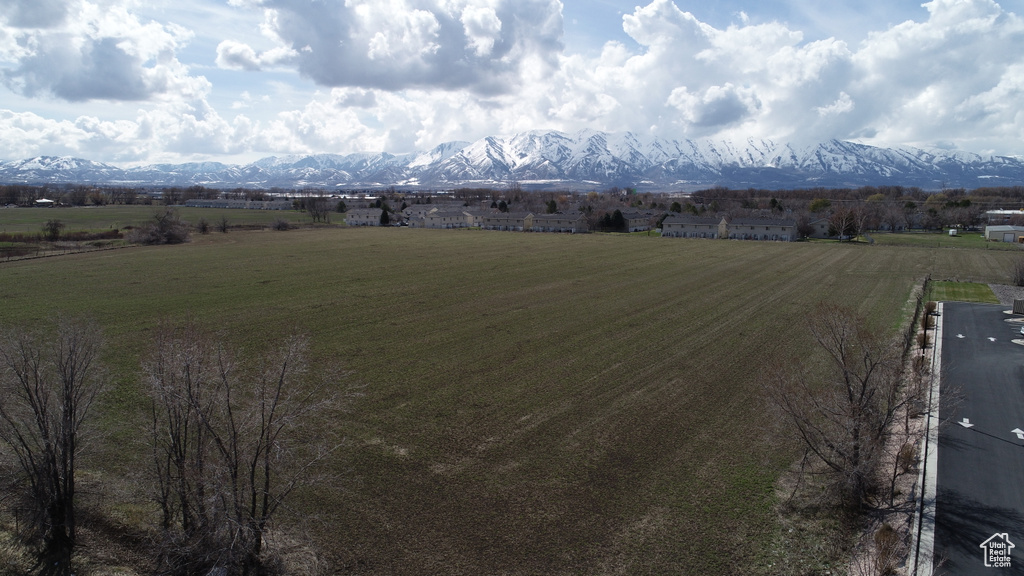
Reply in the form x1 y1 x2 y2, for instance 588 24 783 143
930 302 1024 574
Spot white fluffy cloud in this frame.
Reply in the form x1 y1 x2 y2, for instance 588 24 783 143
0 102 255 163
1 0 208 102
846 0 1024 149
215 40 298 71
217 0 563 94
533 0 1024 151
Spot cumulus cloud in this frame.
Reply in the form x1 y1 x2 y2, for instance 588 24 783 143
215 40 297 71
0 109 153 161
1 0 208 102
845 0 1024 148
816 92 854 117
0 0 70 28
0 97 255 163
218 0 563 94
537 0 1024 151
461 3 503 56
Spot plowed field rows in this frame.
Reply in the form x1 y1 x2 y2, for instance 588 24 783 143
0 227 1013 574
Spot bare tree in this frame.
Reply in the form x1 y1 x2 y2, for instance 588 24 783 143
0 317 105 576
829 206 859 240
901 202 917 231
145 324 336 575
766 303 917 508
301 190 331 224
795 213 815 239
882 203 904 232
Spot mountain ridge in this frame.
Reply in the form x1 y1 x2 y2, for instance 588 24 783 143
2 131 1022 190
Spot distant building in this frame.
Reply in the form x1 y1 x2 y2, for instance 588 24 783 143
530 213 589 233
404 205 438 224
985 209 1024 224
807 218 832 239
662 215 797 241
185 199 292 210
725 217 798 241
345 208 385 226
661 215 721 239
481 212 532 231
985 225 1024 243
423 209 475 229
619 210 658 232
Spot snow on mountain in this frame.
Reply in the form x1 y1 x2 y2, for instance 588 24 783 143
2 132 1023 190
409 140 471 168
0 156 127 183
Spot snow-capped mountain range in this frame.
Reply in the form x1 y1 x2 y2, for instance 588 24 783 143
2 130 1022 190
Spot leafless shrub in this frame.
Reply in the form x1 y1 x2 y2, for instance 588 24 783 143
216 215 229 233
42 219 64 241
271 219 290 231
126 209 190 245
874 524 901 575
850 523 904 576
897 443 918 474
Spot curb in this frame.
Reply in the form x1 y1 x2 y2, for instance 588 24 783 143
910 301 942 575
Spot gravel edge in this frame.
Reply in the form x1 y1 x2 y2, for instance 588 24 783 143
988 284 1024 306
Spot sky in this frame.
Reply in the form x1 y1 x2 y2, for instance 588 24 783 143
1 0 1024 166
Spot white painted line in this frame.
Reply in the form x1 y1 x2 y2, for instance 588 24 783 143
957 334 965 339
1013 428 1024 440
912 301 942 576
989 337 997 342
959 418 974 428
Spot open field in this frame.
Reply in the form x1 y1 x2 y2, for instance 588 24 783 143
0 205 314 234
0 227 1017 574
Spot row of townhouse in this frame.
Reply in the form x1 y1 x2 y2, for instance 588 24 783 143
477 212 591 233
184 199 293 210
661 215 802 241
416 208 482 229
347 206 592 233
477 209 654 233
623 210 660 232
